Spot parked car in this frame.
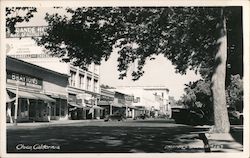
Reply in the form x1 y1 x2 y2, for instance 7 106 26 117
171 106 212 126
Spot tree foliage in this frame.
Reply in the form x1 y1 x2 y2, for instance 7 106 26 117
35 7 242 81
226 74 243 111
33 7 243 133
6 7 37 34
180 74 243 123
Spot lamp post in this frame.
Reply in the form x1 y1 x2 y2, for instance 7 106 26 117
14 80 19 126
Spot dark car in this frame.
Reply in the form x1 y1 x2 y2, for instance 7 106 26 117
171 106 212 126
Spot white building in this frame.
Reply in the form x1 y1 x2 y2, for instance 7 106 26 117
116 86 171 117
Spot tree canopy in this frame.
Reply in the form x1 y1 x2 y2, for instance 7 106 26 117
33 6 243 133
6 7 37 34
35 7 242 81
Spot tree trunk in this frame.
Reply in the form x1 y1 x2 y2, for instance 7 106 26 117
211 10 230 133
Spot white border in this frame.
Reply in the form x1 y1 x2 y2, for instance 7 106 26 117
1 1 249 158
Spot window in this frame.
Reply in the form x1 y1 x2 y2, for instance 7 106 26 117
69 71 76 87
94 79 98 92
87 77 91 91
79 74 85 89
94 65 98 74
88 64 92 72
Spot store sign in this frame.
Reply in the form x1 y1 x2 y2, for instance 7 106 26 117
6 26 47 38
7 71 43 89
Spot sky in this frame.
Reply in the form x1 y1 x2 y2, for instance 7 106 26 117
12 7 201 99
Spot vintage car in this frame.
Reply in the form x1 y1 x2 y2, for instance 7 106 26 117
171 106 212 126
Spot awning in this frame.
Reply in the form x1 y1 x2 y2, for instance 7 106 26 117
68 102 83 108
98 101 112 106
68 102 90 109
49 93 68 99
8 89 38 99
92 105 104 110
6 91 15 103
7 89 55 102
32 93 56 102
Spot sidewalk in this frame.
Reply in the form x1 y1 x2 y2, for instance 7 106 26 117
181 127 243 153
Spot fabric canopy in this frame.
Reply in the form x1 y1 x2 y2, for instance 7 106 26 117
8 89 38 99
6 91 15 103
92 105 104 110
7 89 55 102
32 93 56 102
68 102 90 109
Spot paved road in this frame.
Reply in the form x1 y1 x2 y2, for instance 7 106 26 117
6 119 241 153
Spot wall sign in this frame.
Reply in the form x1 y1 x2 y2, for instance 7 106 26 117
7 71 43 89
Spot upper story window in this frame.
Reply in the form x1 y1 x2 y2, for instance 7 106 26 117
69 71 76 87
94 65 98 74
87 77 91 91
79 74 85 89
94 79 98 92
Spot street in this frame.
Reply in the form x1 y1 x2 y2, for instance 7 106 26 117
7 119 242 153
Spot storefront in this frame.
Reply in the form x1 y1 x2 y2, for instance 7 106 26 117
6 56 69 123
68 93 104 120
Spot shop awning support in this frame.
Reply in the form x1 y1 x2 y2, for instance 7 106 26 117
14 81 19 126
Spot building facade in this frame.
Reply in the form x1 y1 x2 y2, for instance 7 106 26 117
6 32 102 120
6 56 69 123
116 86 171 117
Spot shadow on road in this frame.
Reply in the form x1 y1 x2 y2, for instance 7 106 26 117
7 122 209 153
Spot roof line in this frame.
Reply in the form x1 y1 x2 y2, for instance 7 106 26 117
6 55 69 77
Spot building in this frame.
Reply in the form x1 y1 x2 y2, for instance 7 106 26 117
115 86 171 117
6 56 69 123
98 88 144 119
6 28 102 120
98 87 115 116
